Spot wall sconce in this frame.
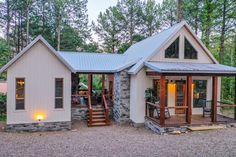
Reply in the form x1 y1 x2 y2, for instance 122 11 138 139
36 114 44 122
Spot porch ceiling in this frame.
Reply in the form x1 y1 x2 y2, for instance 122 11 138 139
145 61 236 76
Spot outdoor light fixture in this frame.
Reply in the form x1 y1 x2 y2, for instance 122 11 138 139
36 114 44 121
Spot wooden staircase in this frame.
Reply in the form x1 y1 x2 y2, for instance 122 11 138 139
87 95 110 127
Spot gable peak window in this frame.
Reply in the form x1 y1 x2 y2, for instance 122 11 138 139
184 37 197 59
165 37 179 58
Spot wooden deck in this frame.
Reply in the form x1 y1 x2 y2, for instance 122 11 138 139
148 114 235 127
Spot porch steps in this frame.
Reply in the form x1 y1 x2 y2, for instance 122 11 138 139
87 107 110 127
188 125 226 131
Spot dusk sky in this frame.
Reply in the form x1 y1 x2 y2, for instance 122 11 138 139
87 0 163 23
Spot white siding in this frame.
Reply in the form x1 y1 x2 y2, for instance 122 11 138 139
130 69 152 123
7 41 71 124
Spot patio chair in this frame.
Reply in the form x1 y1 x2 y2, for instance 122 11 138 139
202 100 212 117
155 102 171 119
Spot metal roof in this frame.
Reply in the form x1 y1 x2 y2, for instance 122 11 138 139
145 62 236 74
58 51 140 73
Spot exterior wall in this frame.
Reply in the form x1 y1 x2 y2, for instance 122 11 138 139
113 69 130 123
150 27 213 64
130 69 152 124
7 41 71 125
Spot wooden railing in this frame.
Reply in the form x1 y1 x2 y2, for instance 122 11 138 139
88 95 93 126
102 94 109 124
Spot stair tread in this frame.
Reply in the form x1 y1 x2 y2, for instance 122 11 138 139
88 119 106 122
92 115 105 118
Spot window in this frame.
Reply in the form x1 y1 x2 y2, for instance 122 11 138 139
165 37 179 58
16 78 25 110
184 37 197 59
55 78 63 109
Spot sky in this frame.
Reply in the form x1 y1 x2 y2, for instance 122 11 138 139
87 0 163 24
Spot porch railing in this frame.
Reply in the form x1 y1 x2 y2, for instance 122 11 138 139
102 94 110 124
88 95 93 126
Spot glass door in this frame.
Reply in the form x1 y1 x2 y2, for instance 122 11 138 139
175 80 186 114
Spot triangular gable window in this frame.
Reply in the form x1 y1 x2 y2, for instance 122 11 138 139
165 37 179 58
184 38 197 59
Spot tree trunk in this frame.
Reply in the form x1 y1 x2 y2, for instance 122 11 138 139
6 0 10 45
219 0 226 64
177 0 183 22
26 0 30 45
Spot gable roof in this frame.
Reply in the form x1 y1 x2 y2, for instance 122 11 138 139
58 51 139 73
0 35 75 73
125 21 218 75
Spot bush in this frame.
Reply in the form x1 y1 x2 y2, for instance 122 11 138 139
0 94 6 121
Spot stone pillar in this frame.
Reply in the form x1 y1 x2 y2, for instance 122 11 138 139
113 69 130 123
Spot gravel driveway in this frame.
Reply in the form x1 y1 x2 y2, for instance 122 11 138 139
0 122 235 157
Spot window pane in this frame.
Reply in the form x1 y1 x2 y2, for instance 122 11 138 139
184 38 197 59
55 98 63 108
16 78 25 110
193 80 207 108
165 37 179 58
55 78 63 108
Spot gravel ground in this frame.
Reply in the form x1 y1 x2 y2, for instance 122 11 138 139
0 122 236 157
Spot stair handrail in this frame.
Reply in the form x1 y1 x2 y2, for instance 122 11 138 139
88 94 93 126
102 94 109 124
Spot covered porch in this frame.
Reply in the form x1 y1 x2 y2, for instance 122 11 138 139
144 62 236 127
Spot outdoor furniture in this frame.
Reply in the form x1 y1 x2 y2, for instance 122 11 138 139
202 100 212 117
154 102 171 119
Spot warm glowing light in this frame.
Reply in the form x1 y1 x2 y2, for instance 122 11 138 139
168 83 176 92
36 115 44 121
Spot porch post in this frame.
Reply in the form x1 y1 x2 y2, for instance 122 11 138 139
186 76 192 124
212 76 218 122
160 75 166 126
234 76 236 120
88 74 92 95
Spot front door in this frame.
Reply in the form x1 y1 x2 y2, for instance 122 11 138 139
175 81 186 114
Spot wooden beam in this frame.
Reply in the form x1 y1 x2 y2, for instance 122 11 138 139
212 76 218 122
102 74 105 95
160 75 166 126
186 76 192 124
88 74 92 95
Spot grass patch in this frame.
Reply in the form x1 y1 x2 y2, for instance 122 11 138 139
0 114 6 122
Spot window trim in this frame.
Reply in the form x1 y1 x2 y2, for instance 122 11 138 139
55 78 64 109
15 78 25 110
184 37 198 60
164 37 180 59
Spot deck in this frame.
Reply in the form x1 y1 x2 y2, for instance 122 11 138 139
147 114 236 127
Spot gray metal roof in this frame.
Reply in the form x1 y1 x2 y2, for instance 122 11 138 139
145 62 236 74
58 51 140 73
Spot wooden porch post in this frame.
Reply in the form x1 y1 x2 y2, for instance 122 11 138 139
102 74 105 95
88 74 92 95
212 76 218 122
186 76 192 124
160 75 166 126
234 77 236 120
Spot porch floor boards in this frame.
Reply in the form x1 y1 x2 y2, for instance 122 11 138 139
150 114 235 127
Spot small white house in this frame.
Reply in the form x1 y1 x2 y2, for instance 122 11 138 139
1 21 236 132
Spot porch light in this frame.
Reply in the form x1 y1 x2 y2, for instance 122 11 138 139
35 114 44 121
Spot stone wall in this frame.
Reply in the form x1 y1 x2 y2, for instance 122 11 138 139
113 69 130 123
6 121 71 132
71 107 88 120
